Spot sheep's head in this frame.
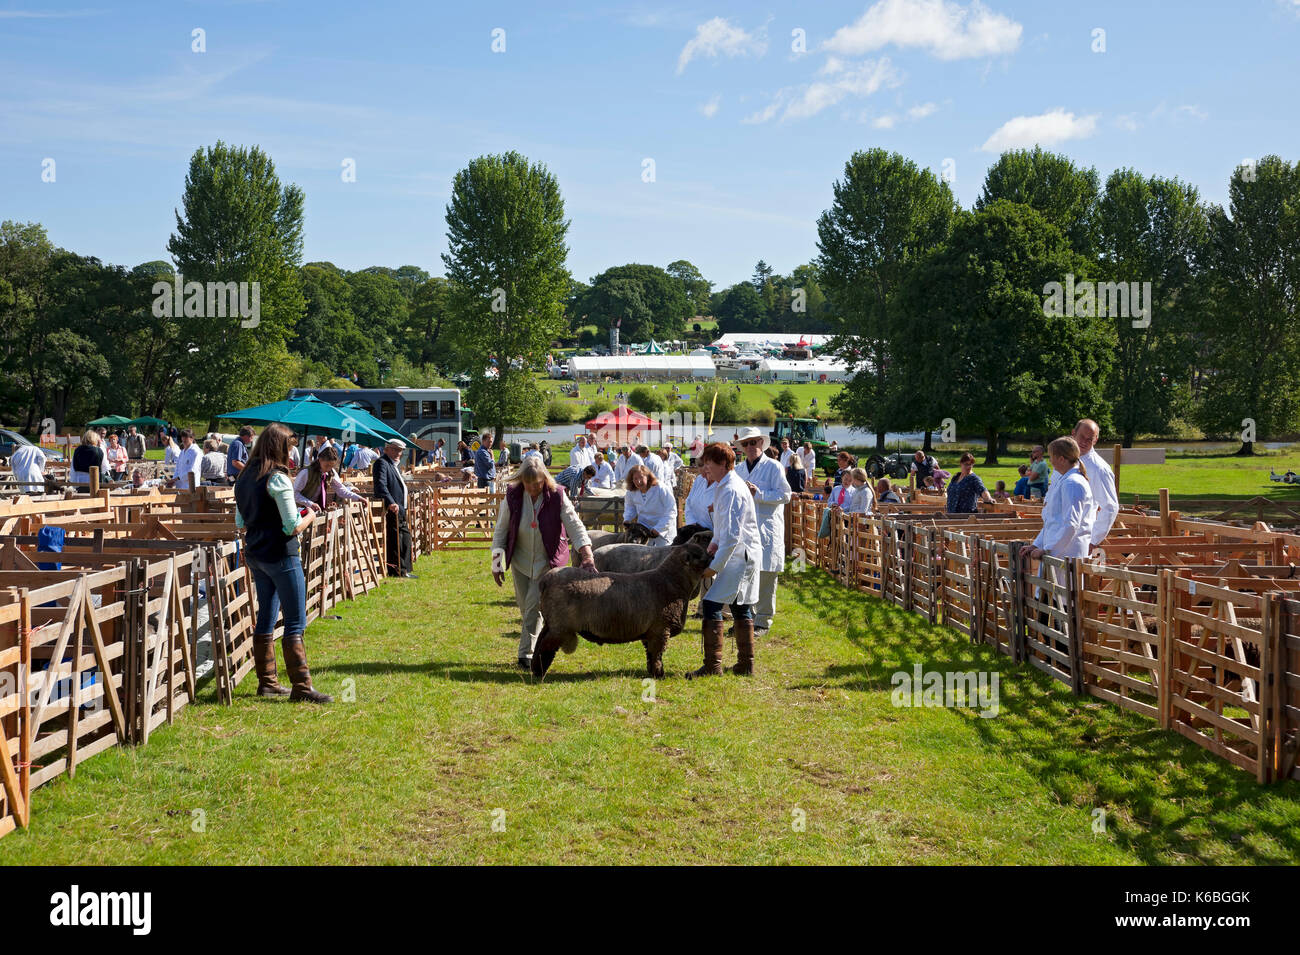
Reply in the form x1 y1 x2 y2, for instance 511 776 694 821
687 530 713 550
673 542 713 578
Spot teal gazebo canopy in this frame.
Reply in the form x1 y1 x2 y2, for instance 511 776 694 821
218 395 418 449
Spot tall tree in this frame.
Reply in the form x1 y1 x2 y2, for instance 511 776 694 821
1095 169 1209 446
817 149 958 450
666 259 712 318
1195 155 1300 453
167 142 306 429
978 147 1100 256
714 282 764 333
577 264 691 343
442 151 571 437
890 202 1112 463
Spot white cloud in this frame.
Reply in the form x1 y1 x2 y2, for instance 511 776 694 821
699 94 721 118
1115 113 1139 132
907 101 937 119
873 115 898 129
825 0 1022 60
748 57 901 122
980 107 1098 151
820 56 847 75
676 17 767 74
1175 103 1208 121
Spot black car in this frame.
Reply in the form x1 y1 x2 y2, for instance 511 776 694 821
0 428 66 464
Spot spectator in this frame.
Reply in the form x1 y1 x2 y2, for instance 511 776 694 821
226 425 255 480
623 464 677 546
351 442 379 471
457 440 472 465
688 442 761 679
232 422 329 703
373 438 415 578
778 437 794 468
799 441 817 477
10 439 46 494
876 478 902 504
288 436 301 469
832 451 856 487
992 480 1011 503
785 451 806 494
845 467 874 514
295 445 365 511
474 432 497 491
910 450 939 486
104 433 129 481
123 425 146 461
1072 418 1119 546
127 469 164 492
490 457 595 669
200 438 228 484
173 429 202 491
161 433 180 468
1021 437 1095 562
1027 445 1050 500
946 452 994 514
433 439 447 467
1013 465 1031 499
69 430 104 486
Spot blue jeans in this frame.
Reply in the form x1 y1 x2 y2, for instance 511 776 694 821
701 599 753 622
248 554 307 637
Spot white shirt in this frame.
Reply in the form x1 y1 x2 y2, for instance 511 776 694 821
1031 465 1095 557
735 453 792 572
623 484 676 542
684 473 717 528
799 448 816 475
705 468 762 605
174 444 201 490
353 446 379 470
590 461 615 489
779 448 794 468
645 453 671 487
10 444 46 493
164 443 179 467
570 444 594 471
1080 447 1119 543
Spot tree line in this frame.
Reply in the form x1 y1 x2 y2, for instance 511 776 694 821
2 142 1295 455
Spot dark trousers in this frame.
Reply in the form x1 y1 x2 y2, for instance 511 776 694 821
386 507 412 576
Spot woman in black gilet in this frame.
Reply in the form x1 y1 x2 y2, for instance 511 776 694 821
233 423 331 703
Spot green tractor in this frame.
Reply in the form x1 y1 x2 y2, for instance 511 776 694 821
770 417 837 476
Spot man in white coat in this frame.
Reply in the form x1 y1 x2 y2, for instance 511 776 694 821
688 441 762 678
10 441 47 494
733 426 792 636
1072 418 1119 546
570 435 594 472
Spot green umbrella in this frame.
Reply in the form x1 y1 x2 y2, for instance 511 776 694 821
126 416 169 429
87 414 132 427
217 394 417 448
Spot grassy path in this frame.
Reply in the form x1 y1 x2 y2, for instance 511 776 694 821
3 550 1297 865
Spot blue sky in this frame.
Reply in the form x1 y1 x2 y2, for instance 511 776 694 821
2 0 1298 289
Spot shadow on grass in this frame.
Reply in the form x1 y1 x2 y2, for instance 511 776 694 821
785 567 1300 865
315 657 655 685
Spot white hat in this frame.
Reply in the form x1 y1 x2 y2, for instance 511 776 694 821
733 426 770 452
385 437 406 448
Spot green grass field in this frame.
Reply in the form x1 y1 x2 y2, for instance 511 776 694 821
540 378 845 419
4 548 1296 865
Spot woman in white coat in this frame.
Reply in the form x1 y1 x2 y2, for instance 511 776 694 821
1020 436 1095 563
688 442 762 679
623 465 676 546
733 426 792 636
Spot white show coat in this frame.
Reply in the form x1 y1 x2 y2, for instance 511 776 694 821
645 453 671 487
704 469 761 605
590 461 615 489
779 448 794 468
10 444 46 493
570 444 594 471
623 483 677 543
799 448 817 475
174 444 201 490
1080 447 1119 543
735 453 792 573
683 473 717 528
1031 465 1095 557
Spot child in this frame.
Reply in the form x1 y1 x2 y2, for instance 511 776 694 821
1013 464 1030 499
993 479 1011 503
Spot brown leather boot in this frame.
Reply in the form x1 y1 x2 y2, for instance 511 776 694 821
730 618 755 676
686 619 725 679
281 634 333 704
253 633 290 696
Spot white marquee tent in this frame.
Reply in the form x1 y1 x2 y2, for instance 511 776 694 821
757 358 853 382
567 355 716 379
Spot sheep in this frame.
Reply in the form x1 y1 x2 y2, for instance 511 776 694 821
533 543 714 680
593 530 712 573
583 522 655 552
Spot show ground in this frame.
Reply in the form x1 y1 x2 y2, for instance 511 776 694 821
3 549 1296 865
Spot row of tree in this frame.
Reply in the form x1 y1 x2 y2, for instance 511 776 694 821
817 147 1299 459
